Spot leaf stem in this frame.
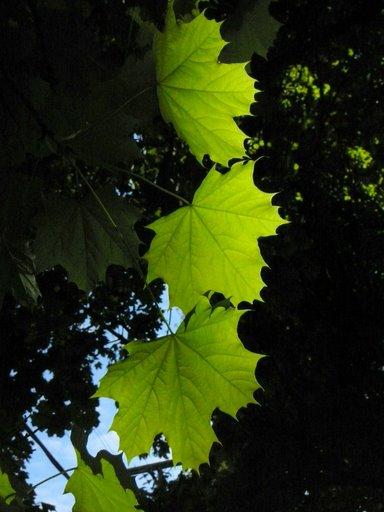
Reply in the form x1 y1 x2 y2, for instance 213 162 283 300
3 59 177 333
100 161 190 205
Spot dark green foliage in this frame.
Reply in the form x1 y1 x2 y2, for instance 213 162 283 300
0 3 165 499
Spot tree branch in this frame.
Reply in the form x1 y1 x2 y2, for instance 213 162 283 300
24 424 70 480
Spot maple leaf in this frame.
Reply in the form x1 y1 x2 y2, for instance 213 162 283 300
34 188 140 291
0 470 14 504
65 453 138 512
145 160 285 313
95 297 262 469
154 3 256 165
220 0 282 62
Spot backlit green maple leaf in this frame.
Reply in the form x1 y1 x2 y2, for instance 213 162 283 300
34 188 140 291
154 3 255 165
65 453 138 512
95 297 261 469
145 160 285 313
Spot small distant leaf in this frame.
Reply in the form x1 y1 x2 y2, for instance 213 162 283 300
220 0 282 62
145 160 285 313
34 188 140 291
0 470 14 503
65 453 138 512
96 297 262 469
154 3 255 165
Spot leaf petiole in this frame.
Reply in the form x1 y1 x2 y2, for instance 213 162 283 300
100 161 190 206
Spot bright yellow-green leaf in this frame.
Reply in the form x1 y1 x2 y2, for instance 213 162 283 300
95 297 262 469
154 3 255 165
145 160 285 313
65 453 138 512
0 470 14 503
34 188 140 291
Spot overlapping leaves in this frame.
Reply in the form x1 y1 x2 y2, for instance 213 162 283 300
92 3 276 477
0 0 284 506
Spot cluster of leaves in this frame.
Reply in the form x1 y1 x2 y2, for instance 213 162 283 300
0 0 285 510
140 0 384 511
